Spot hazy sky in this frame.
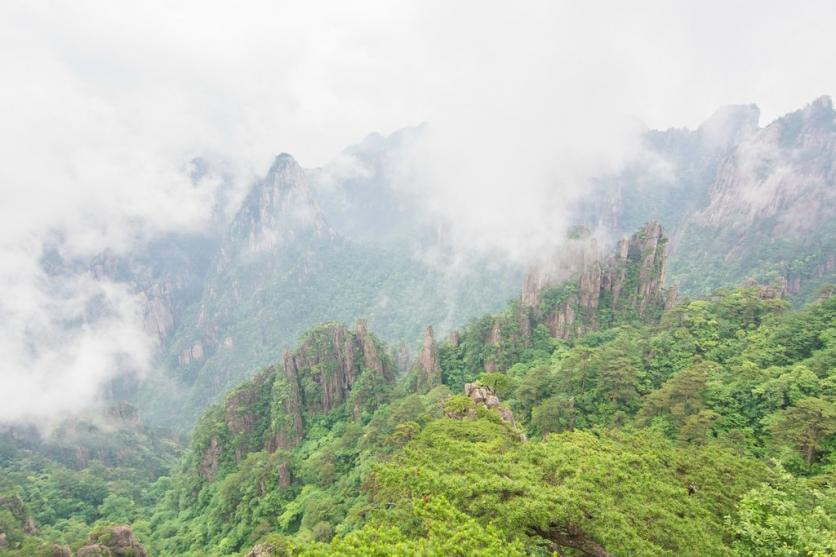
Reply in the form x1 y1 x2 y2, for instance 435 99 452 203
1 0 834 425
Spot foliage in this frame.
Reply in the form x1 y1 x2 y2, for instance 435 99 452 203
2 287 834 556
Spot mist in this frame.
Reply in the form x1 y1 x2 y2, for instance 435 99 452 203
1 0 835 426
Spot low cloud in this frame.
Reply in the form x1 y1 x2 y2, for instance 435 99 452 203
1 0 834 426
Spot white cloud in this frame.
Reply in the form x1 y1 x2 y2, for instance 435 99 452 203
1 0 834 425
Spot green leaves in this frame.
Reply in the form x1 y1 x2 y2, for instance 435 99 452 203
727 468 836 557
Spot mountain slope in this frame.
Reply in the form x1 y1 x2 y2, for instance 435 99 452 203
672 96 836 298
138 153 520 426
136 223 835 556
579 96 836 301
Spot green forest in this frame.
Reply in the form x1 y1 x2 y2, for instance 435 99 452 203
3 272 834 555
3 6 836 556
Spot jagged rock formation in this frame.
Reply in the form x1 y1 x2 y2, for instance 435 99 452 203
672 96 836 296
196 321 395 483
84 234 217 346
463 382 526 441
581 95 836 300
76 525 147 557
414 326 441 393
693 96 834 236
223 153 334 262
437 223 674 375
522 227 604 307
276 320 395 446
523 221 672 343
394 342 412 373
522 222 669 319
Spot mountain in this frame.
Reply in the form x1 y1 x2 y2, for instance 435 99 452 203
579 95 836 301
131 223 834 556
4 207 835 555
37 95 822 430
673 96 836 298
32 96 831 433
136 151 521 426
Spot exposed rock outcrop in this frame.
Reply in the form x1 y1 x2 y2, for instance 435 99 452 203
522 222 670 321
414 326 441 393
200 436 222 481
438 222 677 375
179 340 205 366
278 320 394 437
394 342 412 373
77 525 147 557
672 96 836 296
464 382 526 440
522 228 602 308
476 222 674 373
693 96 834 236
0 494 36 535
449 383 527 441
224 153 334 260
197 321 396 482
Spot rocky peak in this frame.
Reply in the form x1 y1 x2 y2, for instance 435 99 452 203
226 153 333 256
522 227 602 307
273 322 396 449
693 95 835 236
697 103 760 152
481 223 673 372
194 320 399 481
414 326 441 393
355 319 395 383
77 525 147 557
462 383 526 441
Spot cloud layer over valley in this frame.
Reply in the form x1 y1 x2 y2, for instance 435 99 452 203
1 0 834 425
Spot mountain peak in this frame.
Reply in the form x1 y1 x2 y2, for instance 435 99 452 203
698 103 760 150
269 152 299 172
225 153 332 256
801 95 834 128
809 94 833 111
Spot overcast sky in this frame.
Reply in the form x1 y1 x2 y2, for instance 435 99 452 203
1 0 834 425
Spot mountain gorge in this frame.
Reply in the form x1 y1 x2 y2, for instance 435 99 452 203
79 96 836 428
2 97 834 557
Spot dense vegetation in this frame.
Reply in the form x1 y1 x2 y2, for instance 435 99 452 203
143 284 831 556
0 411 180 555
4 283 827 556
2 242 834 555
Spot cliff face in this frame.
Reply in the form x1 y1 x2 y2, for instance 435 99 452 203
521 221 672 339
670 97 836 297
414 326 441 393
692 96 835 236
579 96 836 300
196 321 395 482
457 222 674 374
224 154 333 262
463 383 526 441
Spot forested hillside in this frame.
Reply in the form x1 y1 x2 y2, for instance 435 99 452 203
5 224 831 556
4 5 835 556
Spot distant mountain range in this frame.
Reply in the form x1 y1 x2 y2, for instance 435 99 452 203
580 95 835 300
53 96 834 427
